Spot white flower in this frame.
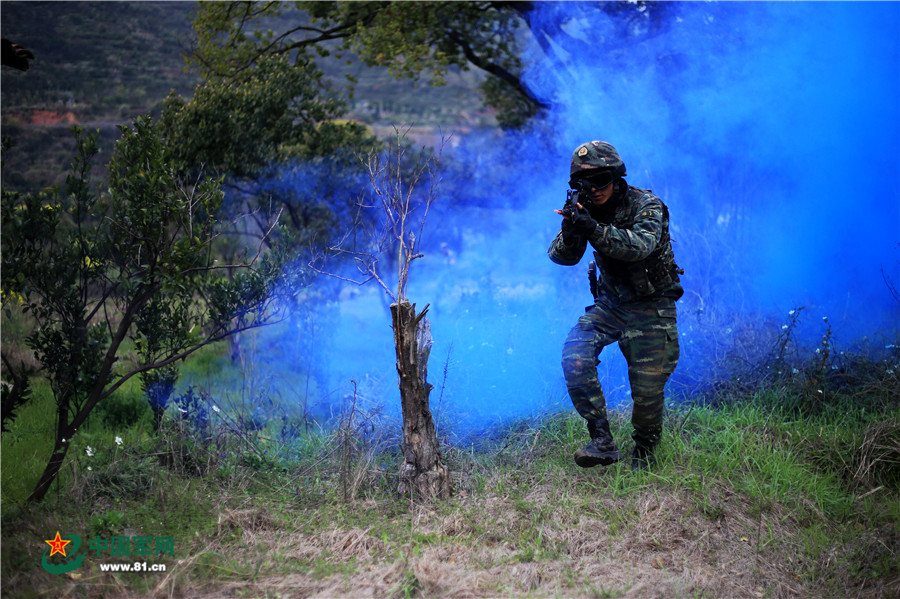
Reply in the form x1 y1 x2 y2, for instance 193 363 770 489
115 436 123 447
212 405 220 414
86 446 95 457
789 309 796 315
782 325 788 330
87 466 92 472
792 368 799 374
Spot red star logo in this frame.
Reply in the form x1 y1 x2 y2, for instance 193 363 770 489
45 531 71 557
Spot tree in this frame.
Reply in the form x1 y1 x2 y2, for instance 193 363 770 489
161 54 368 180
159 53 379 260
189 1 547 129
1 118 294 503
312 129 450 500
188 2 683 130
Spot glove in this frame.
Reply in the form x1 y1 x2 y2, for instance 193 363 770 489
570 205 599 236
561 214 577 236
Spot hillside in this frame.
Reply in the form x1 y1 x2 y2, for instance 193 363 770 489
2 385 898 598
0 0 493 191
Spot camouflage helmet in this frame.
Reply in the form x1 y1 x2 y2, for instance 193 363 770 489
570 141 627 179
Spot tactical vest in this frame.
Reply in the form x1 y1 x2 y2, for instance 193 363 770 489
590 186 682 299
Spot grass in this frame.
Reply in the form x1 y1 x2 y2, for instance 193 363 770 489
2 341 898 598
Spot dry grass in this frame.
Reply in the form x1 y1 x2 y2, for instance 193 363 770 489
4 363 898 599
4 469 897 599
158 487 822 599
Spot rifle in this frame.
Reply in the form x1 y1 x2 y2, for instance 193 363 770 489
555 178 592 220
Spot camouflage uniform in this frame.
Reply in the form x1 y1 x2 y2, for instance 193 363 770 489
549 141 683 467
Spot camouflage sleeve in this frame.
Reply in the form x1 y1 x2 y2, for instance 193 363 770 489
548 230 587 266
587 193 664 262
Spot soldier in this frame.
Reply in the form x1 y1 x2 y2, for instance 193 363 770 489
549 141 683 471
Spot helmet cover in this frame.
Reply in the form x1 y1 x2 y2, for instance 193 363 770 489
570 141 627 179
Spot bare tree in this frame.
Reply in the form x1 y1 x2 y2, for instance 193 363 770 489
312 127 451 500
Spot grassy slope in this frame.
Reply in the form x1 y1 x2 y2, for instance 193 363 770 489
2 387 898 598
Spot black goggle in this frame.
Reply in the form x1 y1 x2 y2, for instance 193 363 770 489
569 170 615 192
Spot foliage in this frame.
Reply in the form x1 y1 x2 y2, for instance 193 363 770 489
0 350 32 433
0 117 293 502
190 1 544 129
173 386 211 442
160 54 370 180
158 48 381 279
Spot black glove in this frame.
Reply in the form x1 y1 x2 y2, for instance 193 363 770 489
570 205 599 236
561 215 577 237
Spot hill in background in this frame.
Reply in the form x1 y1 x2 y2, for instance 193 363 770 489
0 0 493 190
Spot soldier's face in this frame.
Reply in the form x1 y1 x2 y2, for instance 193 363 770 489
584 182 615 206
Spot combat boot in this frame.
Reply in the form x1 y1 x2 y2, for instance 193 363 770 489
574 418 621 468
631 444 656 472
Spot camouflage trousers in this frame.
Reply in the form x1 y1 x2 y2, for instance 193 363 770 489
561 296 680 449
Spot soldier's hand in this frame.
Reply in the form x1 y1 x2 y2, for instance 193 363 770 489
570 205 599 236
561 214 578 237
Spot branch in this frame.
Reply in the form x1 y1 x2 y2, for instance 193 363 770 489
883 266 900 304
195 2 381 79
307 251 397 303
98 311 287 411
446 29 549 111
182 205 283 275
67 282 158 433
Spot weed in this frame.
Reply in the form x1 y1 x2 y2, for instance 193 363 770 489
587 582 629 598
76 452 158 502
89 509 126 537
393 570 421 599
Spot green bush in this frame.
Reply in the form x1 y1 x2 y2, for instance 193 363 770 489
93 386 152 430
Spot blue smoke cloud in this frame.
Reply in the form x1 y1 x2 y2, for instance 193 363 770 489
196 2 900 438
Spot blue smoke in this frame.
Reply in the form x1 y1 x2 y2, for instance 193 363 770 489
193 2 900 438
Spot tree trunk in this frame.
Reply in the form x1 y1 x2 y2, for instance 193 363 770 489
391 300 451 500
26 294 146 503
26 416 73 503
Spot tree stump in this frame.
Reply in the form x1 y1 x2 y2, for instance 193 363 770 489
391 300 451 500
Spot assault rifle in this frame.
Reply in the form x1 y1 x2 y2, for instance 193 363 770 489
555 178 592 220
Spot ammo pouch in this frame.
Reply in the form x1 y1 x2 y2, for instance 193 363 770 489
629 263 656 296
595 250 680 299
588 255 600 299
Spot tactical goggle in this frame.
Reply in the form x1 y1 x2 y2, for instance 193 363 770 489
569 170 615 192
